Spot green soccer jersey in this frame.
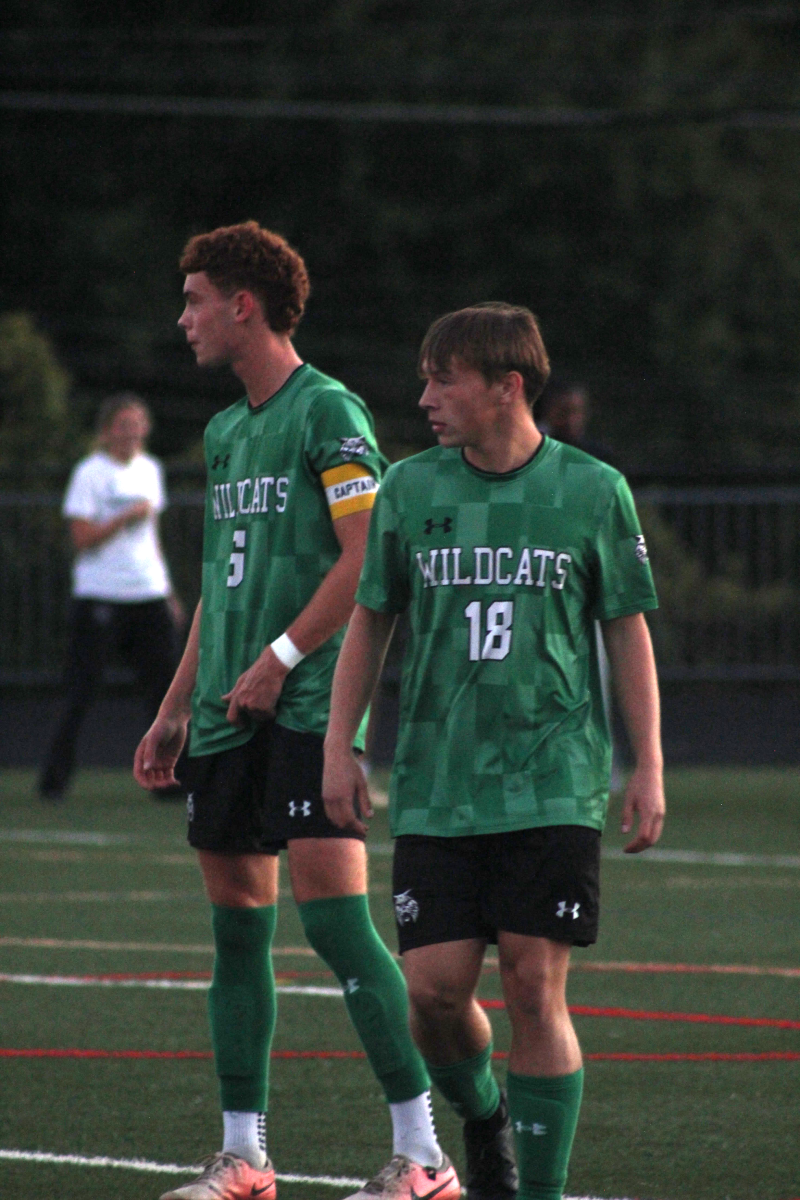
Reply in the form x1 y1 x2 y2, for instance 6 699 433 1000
191 363 385 757
356 437 658 837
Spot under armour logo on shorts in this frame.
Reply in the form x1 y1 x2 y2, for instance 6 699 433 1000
556 900 580 919
289 800 312 818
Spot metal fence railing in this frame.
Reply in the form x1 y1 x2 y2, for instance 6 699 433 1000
2 485 800 684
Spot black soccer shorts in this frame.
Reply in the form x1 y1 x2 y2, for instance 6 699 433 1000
181 721 365 854
391 825 600 952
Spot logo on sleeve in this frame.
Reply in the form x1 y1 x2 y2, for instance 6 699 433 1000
211 453 231 470
339 435 368 458
634 534 649 563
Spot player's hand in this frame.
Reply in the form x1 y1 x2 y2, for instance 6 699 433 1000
322 743 374 836
123 499 153 525
222 646 289 726
621 762 665 853
133 715 188 790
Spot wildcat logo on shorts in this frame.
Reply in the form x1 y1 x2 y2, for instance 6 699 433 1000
339 435 368 458
556 900 580 920
634 534 649 563
393 889 420 925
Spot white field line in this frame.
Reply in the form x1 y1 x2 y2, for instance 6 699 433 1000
1 827 798 867
0 973 341 994
602 847 800 867
0 891 201 903
0 1148 628 1198
0 830 139 845
0 1147 364 1186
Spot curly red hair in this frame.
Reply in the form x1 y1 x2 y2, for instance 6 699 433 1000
179 221 310 335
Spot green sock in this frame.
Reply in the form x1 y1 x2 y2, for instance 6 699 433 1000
299 894 430 1102
426 1043 501 1120
209 904 277 1112
507 1068 584 1200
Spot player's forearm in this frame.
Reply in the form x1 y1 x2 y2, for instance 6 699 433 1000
70 515 126 551
601 612 663 769
158 600 202 721
70 503 150 552
325 605 396 749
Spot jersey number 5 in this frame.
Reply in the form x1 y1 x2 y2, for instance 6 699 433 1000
464 599 514 661
227 530 246 588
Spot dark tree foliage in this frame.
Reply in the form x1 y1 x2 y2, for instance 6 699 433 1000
1 0 799 473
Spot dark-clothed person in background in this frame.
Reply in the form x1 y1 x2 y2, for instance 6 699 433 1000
38 394 183 802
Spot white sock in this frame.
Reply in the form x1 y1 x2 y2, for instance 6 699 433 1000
389 1091 444 1168
222 1111 267 1168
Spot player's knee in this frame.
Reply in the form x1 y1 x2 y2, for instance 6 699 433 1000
406 973 470 1024
499 956 566 1024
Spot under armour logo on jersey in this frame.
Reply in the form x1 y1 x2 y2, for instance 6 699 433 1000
515 1121 547 1136
634 534 649 563
344 977 360 994
339 435 367 458
211 453 231 470
423 517 453 535
289 800 312 818
393 889 420 925
556 900 580 920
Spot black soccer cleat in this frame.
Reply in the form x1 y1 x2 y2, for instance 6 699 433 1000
463 1090 518 1200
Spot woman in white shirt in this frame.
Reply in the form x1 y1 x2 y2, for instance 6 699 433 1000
39 394 183 801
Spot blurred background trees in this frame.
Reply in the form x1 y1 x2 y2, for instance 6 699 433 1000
0 0 799 473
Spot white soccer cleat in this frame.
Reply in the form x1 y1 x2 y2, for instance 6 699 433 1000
344 1154 461 1200
159 1152 276 1200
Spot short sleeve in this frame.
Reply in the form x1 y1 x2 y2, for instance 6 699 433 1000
304 390 387 520
355 469 411 614
152 459 167 513
592 477 658 621
62 459 99 520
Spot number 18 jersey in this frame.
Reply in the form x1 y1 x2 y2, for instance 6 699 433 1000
356 437 658 837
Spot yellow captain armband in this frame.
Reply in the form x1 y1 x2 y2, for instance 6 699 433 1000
321 464 379 519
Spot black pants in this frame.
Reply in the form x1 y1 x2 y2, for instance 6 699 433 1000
39 598 179 796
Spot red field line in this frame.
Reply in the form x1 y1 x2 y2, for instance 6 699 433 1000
478 1000 800 1029
2 1048 799 1063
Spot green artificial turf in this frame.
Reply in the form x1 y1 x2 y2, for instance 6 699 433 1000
0 767 798 1200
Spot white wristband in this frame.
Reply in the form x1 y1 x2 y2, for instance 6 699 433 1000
270 633 305 670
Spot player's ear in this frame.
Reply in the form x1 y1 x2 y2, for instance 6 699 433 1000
498 370 524 405
232 289 258 323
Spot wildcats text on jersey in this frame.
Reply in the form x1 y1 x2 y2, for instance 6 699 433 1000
415 545 572 589
211 476 290 520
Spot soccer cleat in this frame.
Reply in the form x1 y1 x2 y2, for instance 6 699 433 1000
463 1091 518 1200
344 1154 460 1200
159 1152 276 1200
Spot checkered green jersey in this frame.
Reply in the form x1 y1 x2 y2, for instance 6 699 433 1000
190 364 385 757
356 437 658 836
